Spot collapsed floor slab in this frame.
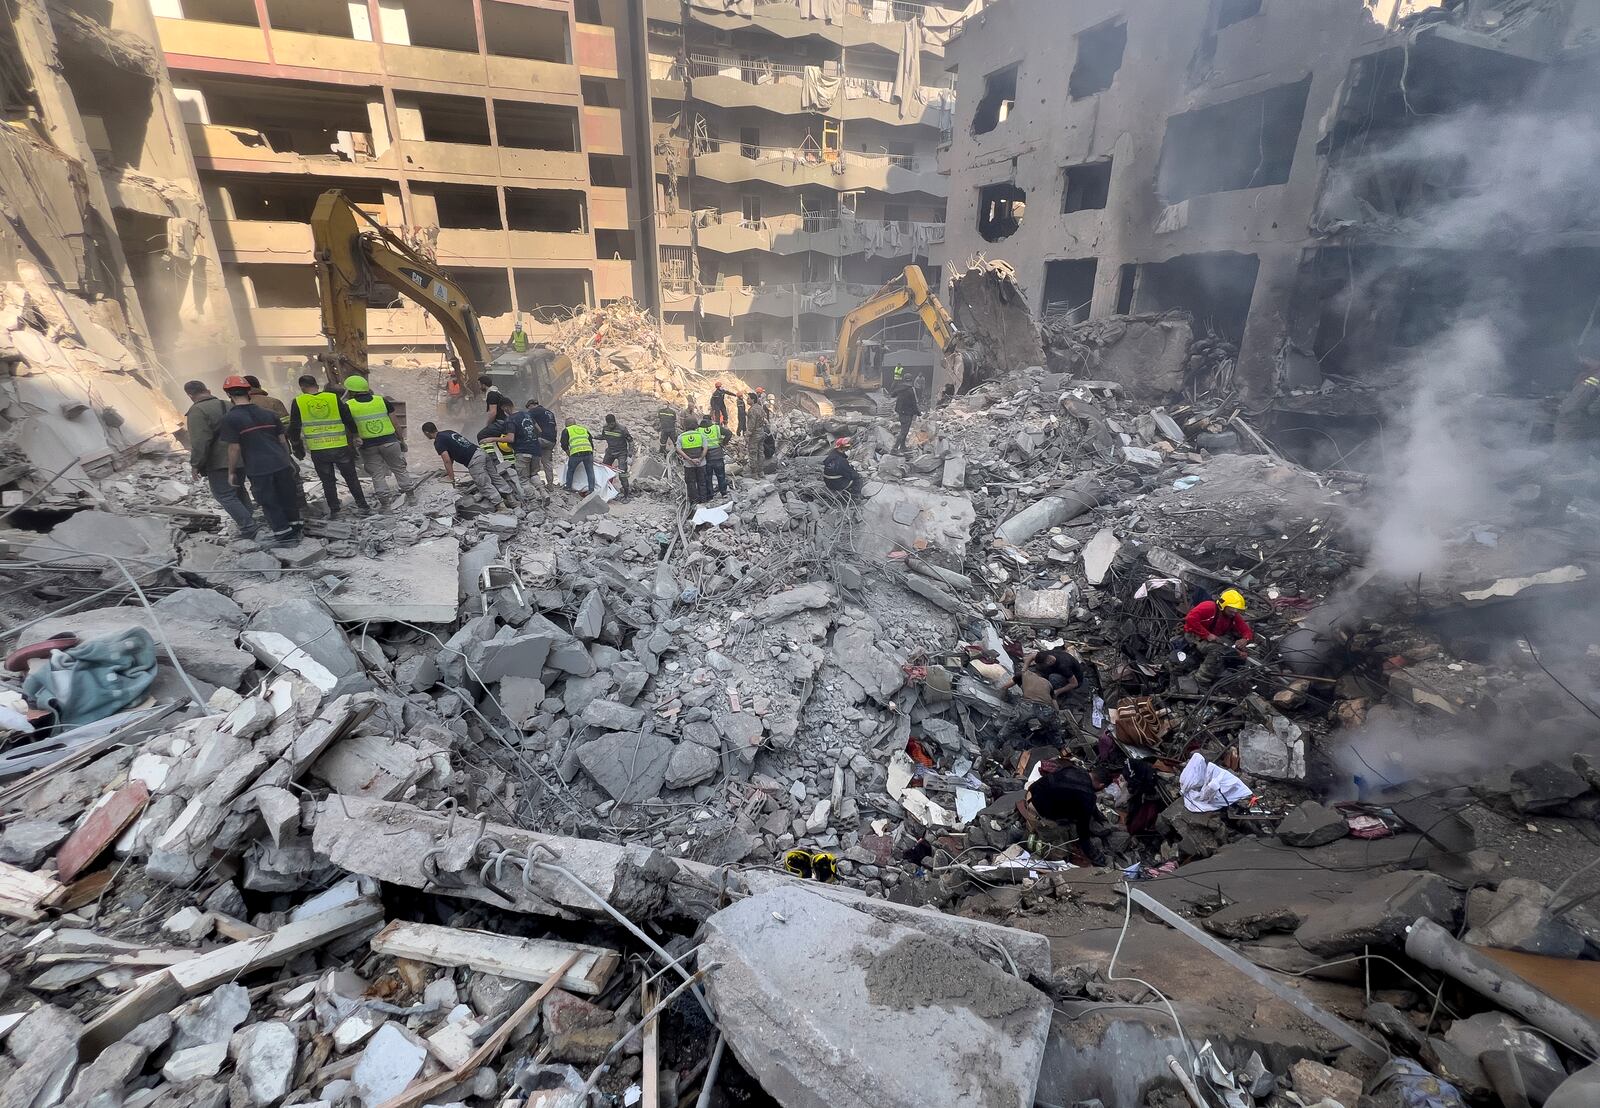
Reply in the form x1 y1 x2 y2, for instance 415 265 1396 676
323 538 460 623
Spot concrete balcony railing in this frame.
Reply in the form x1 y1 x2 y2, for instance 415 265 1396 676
684 211 945 258
485 54 582 98
689 145 946 196
272 30 382 74
574 24 619 79
581 106 625 156
155 16 270 62
432 227 598 265
645 0 963 56
399 140 586 184
187 122 399 176
650 61 954 129
215 219 314 262
245 305 545 350
659 280 895 319
591 187 633 230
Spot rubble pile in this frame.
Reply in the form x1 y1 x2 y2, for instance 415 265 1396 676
1043 310 1240 401
545 302 754 407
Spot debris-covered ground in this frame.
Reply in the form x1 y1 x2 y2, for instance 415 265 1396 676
3 283 1600 1108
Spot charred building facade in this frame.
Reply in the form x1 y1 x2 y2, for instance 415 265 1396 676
936 0 1600 455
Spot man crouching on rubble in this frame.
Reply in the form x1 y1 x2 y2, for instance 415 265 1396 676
1182 587 1254 685
1018 761 1110 865
823 437 865 498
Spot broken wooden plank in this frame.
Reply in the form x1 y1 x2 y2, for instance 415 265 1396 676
57 781 149 883
641 978 660 1108
55 870 114 913
80 899 384 1059
0 860 63 921
375 951 582 1108
368 921 617 997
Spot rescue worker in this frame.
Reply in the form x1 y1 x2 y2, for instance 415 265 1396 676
342 375 408 501
219 375 302 547
744 391 769 474
893 380 920 453
477 412 528 502
422 422 515 508
734 392 747 436
676 421 708 504
656 402 679 454
892 363 906 386
287 375 370 517
1018 761 1109 865
503 402 545 491
822 436 864 497
243 374 289 425
1183 588 1255 684
479 376 510 415
1030 649 1085 707
600 414 633 498
1554 337 1600 449
183 380 256 538
509 316 529 353
709 381 730 430
560 418 598 493
526 398 559 488
700 413 728 497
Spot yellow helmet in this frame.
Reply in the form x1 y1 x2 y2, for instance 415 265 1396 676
342 374 369 393
1218 588 1246 611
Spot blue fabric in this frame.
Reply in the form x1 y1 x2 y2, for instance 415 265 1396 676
531 406 557 440
434 429 478 465
506 410 542 456
23 627 159 729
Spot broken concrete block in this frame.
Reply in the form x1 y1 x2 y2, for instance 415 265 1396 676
665 743 720 790
567 492 609 519
1289 1058 1361 1107
829 628 902 704
175 983 251 1050
752 584 838 623
499 676 546 728
325 537 459 624
1012 586 1077 625
574 589 604 641
162 1042 228 1084
153 588 246 629
701 886 1051 1108
0 820 69 869
903 574 961 613
241 632 340 694
253 787 301 847
222 697 276 740
859 484 975 562
1295 871 1462 957
1463 880 1586 957
247 600 364 685
548 640 596 677
579 700 646 732
351 1024 427 1105
273 538 327 567
941 455 967 488
1081 528 1121 586
478 633 555 682
1509 761 1591 814
1276 801 1348 848
237 551 283 582
993 478 1105 545
70 1039 151 1102
576 731 673 804
231 1021 298 1107
1238 719 1306 781
559 672 611 716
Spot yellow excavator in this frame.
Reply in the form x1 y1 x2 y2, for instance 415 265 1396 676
310 190 571 406
785 264 967 416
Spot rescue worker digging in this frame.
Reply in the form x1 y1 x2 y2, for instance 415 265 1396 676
560 419 598 494
342 375 408 502
287 374 370 517
1183 588 1255 685
477 411 529 503
601 415 633 498
422 422 515 509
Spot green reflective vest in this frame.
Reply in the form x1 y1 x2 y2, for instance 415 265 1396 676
565 424 593 454
678 428 705 451
345 394 395 441
893 365 905 380
511 327 528 353
701 424 723 449
294 391 347 451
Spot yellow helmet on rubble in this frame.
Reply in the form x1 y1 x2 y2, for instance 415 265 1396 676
1218 588 1247 611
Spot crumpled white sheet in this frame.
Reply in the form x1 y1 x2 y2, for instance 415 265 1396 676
1179 752 1251 812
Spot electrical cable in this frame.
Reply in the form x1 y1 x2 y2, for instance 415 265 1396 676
1110 882 1197 1070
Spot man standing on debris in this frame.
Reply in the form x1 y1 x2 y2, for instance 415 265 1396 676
656 401 678 455
735 391 747 436
342 375 408 503
243 374 289 426
709 381 730 430
219 375 302 547
823 436 864 498
1554 336 1600 450
479 375 510 414
422 422 515 508
601 414 633 498
1183 588 1255 684
526 398 559 488
700 413 729 497
676 421 708 504
560 417 599 494
1020 761 1109 865
745 391 770 474
503 401 545 492
894 380 921 453
287 375 371 518
183 380 257 537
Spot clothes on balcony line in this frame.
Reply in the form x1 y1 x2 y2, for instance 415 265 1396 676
802 66 842 111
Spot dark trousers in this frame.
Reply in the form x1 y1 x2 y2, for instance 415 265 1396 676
683 464 707 504
705 455 728 497
604 448 630 496
206 468 256 535
564 452 597 492
896 413 913 451
249 467 303 541
310 448 369 512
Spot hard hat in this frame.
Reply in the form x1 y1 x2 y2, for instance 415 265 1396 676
714 381 723 387
834 437 851 449
1218 588 1246 611
342 374 369 393
756 387 766 394
222 375 251 392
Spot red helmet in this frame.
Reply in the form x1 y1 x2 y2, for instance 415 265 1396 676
834 437 851 449
222 375 251 392
714 381 723 388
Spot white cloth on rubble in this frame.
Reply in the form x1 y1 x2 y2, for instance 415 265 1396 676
1179 753 1252 813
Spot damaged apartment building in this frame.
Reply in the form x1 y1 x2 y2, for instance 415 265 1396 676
1 0 238 474
646 0 967 381
144 0 654 372
936 0 1600 461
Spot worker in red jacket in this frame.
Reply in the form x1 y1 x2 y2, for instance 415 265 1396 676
1183 588 1254 684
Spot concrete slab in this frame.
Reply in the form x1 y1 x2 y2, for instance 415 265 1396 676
702 886 1051 1108
858 484 975 561
323 538 459 624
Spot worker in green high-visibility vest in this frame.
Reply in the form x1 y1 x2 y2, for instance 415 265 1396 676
287 374 370 517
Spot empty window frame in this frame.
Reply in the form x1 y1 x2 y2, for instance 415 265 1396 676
1069 20 1126 100
1043 258 1098 324
1062 160 1113 213
972 64 1018 135
740 126 761 160
976 182 1025 242
741 194 762 224
1156 78 1311 203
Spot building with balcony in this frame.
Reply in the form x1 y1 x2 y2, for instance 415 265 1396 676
646 0 967 379
934 0 1600 420
149 0 653 374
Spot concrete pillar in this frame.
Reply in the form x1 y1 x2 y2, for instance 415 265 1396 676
348 1 374 40
366 99 392 155
1235 246 1300 401
172 87 209 125
392 97 425 142
377 0 410 45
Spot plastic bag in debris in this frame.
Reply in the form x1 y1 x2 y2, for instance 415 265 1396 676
1366 1058 1467 1108
1179 752 1252 813
566 460 622 499
23 627 159 729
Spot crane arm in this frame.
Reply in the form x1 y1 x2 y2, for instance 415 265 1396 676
311 190 488 385
829 264 958 365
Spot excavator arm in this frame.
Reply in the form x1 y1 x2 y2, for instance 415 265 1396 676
311 190 488 386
